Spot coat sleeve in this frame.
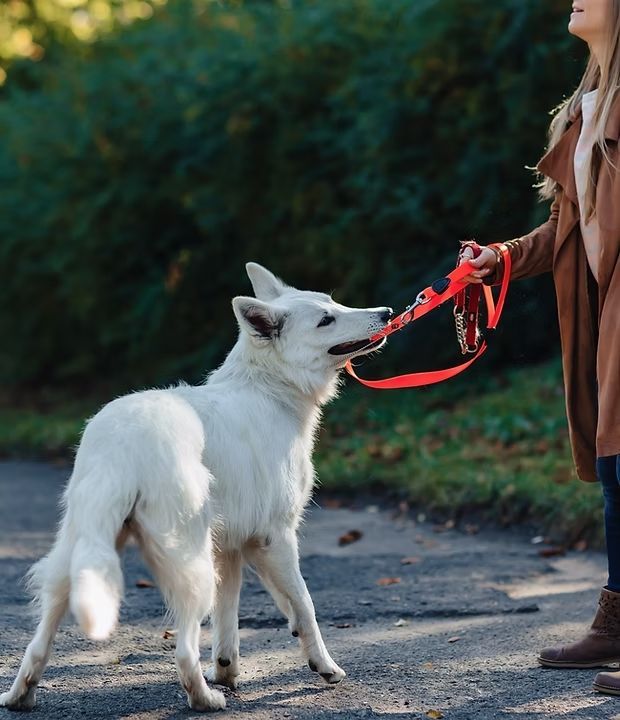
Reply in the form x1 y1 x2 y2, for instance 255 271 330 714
485 193 560 285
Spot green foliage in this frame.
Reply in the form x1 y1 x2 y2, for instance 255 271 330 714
0 0 586 389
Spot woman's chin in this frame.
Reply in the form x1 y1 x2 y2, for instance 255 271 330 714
567 17 590 42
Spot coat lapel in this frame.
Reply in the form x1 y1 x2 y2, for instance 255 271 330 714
537 117 580 205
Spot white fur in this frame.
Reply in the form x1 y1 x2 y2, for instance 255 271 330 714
0 263 390 713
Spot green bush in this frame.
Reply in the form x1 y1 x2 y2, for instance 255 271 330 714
0 0 586 390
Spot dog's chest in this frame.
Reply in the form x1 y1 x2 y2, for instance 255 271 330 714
205 412 315 538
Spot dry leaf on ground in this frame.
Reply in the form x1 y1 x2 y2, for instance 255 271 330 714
400 556 421 565
538 546 566 558
377 577 401 586
426 711 444 719
338 529 363 546
432 520 455 533
135 578 155 588
322 498 344 509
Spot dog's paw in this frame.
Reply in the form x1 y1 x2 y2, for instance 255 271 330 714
205 664 239 690
0 687 37 711
308 660 346 685
187 687 226 712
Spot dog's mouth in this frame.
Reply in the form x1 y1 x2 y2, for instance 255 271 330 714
328 337 384 356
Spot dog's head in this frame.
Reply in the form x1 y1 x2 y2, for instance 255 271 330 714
232 263 391 399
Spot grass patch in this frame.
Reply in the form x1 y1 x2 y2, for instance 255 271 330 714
316 357 603 547
0 397 99 460
0 357 604 546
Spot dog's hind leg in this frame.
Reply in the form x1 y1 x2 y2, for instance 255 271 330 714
0 536 71 711
206 549 242 688
246 528 346 685
246 562 293 628
134 513 225 712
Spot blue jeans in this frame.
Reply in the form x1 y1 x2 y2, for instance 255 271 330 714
599 455 620 592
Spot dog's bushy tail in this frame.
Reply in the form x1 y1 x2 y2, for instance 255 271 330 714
69 536 123 641
56 469 135 641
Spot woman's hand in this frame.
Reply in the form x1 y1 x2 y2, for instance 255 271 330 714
458 246 498 284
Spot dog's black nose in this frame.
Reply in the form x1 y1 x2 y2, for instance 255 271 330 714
379 308 393 323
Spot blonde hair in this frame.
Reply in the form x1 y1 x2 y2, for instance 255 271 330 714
539 0 620 220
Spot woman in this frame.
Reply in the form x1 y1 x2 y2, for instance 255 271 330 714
460 0 620 696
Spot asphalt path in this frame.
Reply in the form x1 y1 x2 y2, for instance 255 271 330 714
0 461 618 719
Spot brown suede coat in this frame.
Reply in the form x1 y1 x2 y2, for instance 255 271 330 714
494 99 620 483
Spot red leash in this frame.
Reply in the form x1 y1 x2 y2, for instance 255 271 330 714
345 243 511 389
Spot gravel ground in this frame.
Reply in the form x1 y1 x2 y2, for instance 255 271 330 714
0 460 618 720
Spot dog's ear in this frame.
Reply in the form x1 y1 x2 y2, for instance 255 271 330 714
246 262 288 301
232 296 285 344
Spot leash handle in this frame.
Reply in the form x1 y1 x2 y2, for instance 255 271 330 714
345 243 511 389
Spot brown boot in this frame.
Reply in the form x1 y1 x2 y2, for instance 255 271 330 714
538 588 620 668
594 670 620 695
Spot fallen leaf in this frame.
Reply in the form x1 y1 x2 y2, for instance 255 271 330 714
335 623 352 629
322 498 343 509
422 662 434 670
381 444 404 462
400 556 421 565
426 711 444 719
367 443 383 459
573 539 588 552
415 535 438 548
135 578 155 588
433 519 455 533
538 546 566 558
338 529 363 546
393 618 409 627
392 501 410 520
415 535 437 548
448 636 461 643
377 577 401 586
162 629 177 639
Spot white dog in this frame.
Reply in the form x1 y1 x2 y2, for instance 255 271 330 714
0 263 391 713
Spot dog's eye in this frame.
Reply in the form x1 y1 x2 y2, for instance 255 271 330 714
317 315 335 328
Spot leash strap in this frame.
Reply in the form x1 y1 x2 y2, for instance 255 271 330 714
345 243 511 389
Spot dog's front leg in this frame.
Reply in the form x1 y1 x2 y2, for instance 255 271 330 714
248 529 345 685
206 550 242 689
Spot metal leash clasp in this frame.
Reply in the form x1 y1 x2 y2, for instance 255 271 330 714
415 291 430 306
